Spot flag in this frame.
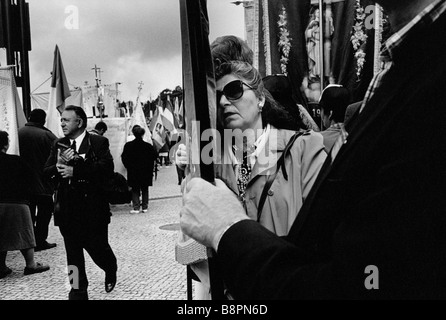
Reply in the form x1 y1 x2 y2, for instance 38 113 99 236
0 66 27 155
161 96 179 135
129 100 153 145
151 106 167 151
174 96 184 129
149 102 160 133
46 45 71 138
173 96 180 127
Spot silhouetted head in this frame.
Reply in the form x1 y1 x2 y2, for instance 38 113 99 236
29 109 46 125
132 125 145 139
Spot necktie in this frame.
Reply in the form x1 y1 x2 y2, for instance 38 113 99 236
71 140 77 152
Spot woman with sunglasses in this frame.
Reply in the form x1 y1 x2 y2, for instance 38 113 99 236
178 61 327 234
212 60 327 235
176 61 326 299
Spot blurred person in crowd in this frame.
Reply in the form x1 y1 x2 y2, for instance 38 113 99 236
89 121 108 136
318 84 350 152
121 125 158 214
18 108 58 252
0 130 50 279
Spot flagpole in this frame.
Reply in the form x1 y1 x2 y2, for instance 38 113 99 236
318 0 325 94
179 0 225 301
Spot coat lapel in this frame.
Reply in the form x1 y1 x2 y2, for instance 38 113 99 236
77 133 88 154
248 128 288 185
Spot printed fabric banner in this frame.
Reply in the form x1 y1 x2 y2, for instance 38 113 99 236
0 66 27 155
87 117 130 178
82 85 121 118
255 0 377 105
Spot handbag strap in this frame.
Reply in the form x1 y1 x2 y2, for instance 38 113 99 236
257 130 307 222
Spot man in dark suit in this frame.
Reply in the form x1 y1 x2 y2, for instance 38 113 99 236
44 106 117 300
180 0 446 299
18 109 58 251
343 100 362 132
121 125 158 214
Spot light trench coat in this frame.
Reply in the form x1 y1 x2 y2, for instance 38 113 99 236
215 126 327 236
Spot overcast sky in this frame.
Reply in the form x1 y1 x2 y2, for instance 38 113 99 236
1 0 246 103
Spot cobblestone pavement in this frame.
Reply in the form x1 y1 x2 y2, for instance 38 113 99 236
0 165 197 300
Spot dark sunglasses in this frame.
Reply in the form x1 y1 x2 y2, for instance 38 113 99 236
217 80 254 102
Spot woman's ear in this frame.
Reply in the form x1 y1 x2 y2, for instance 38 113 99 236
258 96 266 111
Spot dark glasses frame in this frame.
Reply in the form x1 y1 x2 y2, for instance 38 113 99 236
217 80 254 102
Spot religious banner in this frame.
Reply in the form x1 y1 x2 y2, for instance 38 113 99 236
0 66 27 155
87 117 129 177
82 84 120 119
251 0 381 106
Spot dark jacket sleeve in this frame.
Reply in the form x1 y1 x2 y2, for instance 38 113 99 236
43 139 62 186
75 135 114 182
121 143 130 169
218 220 332 300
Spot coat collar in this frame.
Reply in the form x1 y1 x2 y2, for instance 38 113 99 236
250 127 296 179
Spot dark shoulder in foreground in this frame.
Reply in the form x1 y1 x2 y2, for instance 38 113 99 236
88 132 109 144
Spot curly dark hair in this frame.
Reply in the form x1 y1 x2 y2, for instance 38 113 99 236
211 35 254 67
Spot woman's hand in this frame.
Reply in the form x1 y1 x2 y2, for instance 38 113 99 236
175 143 188 169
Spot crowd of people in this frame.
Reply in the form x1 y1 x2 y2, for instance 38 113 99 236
1 0 445 301
0 106 159 299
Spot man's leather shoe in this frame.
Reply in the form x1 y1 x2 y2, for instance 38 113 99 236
105 272 117 293
34 241 57 252
24 262 50 275
69 289 89 300
0 267 12 279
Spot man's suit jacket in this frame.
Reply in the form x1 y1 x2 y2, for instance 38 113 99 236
217 12 446 299
18 122 58 196
121 138 157 188
44 132 114 228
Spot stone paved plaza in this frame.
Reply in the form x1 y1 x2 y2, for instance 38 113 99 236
0 165 197 300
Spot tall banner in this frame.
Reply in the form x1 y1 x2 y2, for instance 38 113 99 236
0 66 27 155
87 118 129 177
253 0 378 105
151 106 167 152
82 84 121 118
129 92 153 145
160 95 179 135
179 0 224 300
46 45 71 138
